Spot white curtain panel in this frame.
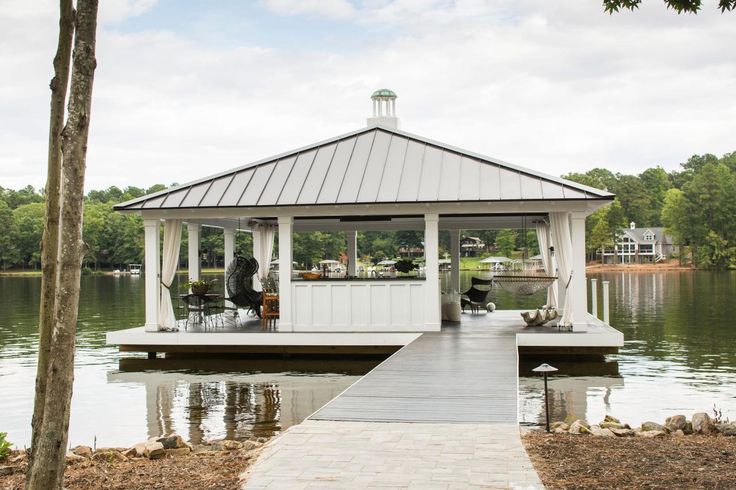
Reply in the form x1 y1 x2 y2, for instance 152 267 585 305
549 212 574 327
253 223 276 290
159 219 182 329
534 220 558 308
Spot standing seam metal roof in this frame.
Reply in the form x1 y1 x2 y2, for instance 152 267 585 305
114 125 614 211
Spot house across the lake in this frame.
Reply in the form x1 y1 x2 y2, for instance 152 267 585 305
106 90 623 357
600 222 678 264
460 236 486 256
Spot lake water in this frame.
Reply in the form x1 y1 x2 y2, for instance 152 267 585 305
2 271 735 448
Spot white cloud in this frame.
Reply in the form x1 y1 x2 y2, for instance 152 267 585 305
262 0 357 20
99 0 160 23
1 0 735 191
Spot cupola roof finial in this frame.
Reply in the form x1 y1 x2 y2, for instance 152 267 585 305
367 89 400 129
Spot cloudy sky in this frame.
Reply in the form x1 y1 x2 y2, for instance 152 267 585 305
1 0 734 191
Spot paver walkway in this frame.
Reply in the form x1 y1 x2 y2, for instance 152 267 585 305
244 312 544 489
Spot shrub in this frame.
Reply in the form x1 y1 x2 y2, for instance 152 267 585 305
0 432 11 460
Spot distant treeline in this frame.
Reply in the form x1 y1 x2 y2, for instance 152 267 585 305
0 185 534 271
564 151 736 268
1 150 734 271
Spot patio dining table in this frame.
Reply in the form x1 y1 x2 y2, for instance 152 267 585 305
180 293 224 328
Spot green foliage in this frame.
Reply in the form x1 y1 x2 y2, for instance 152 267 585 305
603 0 736 14
0 431 11 460
2 147 736 271
12 202 45 268
661 188 687 244
0 200 19 269
495 230 517 257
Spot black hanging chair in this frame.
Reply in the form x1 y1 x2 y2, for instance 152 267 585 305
225 256 263 318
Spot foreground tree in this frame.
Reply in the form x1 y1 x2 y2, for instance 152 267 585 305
26 1 99 489
29 0 74 466
604 0 736 13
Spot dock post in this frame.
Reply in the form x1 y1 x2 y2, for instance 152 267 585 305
590 278 598 318
602 280 610 324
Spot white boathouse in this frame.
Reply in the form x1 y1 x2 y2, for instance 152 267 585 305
107 90 623 355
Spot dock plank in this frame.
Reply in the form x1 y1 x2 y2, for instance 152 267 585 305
310 312 521 424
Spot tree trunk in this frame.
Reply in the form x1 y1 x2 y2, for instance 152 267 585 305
25 1 98 488
28 0 74 472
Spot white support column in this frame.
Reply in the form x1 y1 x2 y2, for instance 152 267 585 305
571 213 588 331
424 213 441 330
144 219 160 332
602 280 611 325
347 230 357 277
187 223 201 286
278 216 294 331
590 278 598 318
223 227 235 307
449 229 460 294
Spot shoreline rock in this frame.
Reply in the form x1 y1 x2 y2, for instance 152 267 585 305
547 411 735 438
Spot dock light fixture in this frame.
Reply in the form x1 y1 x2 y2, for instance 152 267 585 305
532 363 558 432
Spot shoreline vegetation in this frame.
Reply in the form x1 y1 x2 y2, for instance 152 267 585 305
0 261 698 277
0 257 699 277
523 411 736 489
0 433 270 490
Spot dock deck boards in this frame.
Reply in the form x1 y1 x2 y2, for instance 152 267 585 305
244 311 548 489
310 313 520 424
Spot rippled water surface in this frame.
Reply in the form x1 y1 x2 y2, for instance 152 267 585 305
519 271 736 427
2 271 736 447
0 275 367 448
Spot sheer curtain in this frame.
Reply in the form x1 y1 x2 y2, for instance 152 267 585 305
252 223 276 290
534 220 558 308
159 219 182 329
549 212 574 327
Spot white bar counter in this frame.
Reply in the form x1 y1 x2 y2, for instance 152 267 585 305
291 278 431 332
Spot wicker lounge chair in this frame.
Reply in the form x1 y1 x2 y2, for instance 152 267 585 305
461 277 495 313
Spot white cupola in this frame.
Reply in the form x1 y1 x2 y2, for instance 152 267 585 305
367 89 400 129
630 221 636 229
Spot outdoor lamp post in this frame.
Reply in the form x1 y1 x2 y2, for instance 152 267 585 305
532 363 558 432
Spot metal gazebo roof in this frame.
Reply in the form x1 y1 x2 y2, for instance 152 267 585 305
114 125 613 212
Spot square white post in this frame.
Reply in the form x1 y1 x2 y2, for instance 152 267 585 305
144 219 160 332
571 212 588 331
449 229 460 294
223 227 235 307
590 278 598 318
347 230 357 276
187 223 201 286
602 280 611 324
424 213 441 330
278 216 293 331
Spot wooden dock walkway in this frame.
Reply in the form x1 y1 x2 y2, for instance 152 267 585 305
244 311 544 489
310 315 519 424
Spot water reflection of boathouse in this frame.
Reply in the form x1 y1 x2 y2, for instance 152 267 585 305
108 370 358 443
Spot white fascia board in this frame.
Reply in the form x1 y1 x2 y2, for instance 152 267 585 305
137 200 598 221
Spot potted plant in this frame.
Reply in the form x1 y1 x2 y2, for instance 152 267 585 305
185 278 217 296
395 259 418 276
